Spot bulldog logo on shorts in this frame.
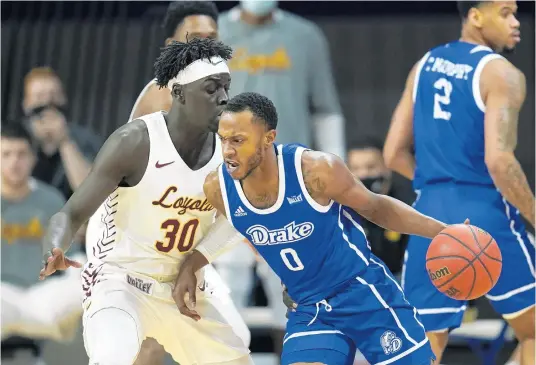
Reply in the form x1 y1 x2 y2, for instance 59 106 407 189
380 330 402 355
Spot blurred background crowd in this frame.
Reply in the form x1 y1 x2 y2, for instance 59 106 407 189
1 1 534 365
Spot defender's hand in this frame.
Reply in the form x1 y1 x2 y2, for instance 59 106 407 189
173 267 200 321
282 285 297 318
39 247 82 280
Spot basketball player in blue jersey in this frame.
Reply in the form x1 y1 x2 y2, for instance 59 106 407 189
173 92 473 365
383 1 534 364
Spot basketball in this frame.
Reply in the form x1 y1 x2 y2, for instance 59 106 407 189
426 224 502 301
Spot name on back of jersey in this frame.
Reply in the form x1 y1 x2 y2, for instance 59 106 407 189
426 56 473 80
246 221 314 246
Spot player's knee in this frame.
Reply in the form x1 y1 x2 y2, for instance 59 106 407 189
85 307 141 364
134 338 166 365
506 305 536 341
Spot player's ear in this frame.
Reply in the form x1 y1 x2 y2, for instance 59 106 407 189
468 7 484 28
264 129 277 146
172 84 185 104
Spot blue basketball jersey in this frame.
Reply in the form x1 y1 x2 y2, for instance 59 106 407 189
219 144 371 304
412 41 504 189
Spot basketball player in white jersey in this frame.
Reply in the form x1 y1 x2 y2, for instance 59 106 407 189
39 38 253 365
85 2 250 363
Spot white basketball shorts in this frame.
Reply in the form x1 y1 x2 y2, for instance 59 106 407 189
82 264 250 365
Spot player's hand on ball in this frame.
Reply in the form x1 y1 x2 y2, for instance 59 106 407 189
173 267 201 321
39 247 82 280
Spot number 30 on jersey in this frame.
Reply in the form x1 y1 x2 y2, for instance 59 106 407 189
155 219 199 253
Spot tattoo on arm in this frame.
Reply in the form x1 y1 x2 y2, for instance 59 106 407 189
496 70 522 151
488 67 534 226
302 163 327 199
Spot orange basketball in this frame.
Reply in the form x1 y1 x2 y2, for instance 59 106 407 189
426 224 502 301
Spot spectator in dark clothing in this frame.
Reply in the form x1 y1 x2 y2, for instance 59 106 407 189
347 137 408 275
22 67 102 199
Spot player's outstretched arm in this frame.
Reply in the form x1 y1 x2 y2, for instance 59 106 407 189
482 59 535 228
40 120 149 279
383 61 419 180
301 150 448 239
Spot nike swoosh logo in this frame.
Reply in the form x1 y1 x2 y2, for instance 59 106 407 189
198 281 207 291
155 161 175 168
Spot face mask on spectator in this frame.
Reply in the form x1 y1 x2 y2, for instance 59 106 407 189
361 174 389 194
240 0 278 17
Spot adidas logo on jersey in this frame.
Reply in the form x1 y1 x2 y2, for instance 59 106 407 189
246 221 314 246
287 194 303 204
234 206 247 217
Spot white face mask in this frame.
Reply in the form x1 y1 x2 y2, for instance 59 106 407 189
240 0 278 17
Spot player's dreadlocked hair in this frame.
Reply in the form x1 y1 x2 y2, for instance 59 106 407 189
162 1 219 38
224 92 279 131
457 1 485 20
154 37 233 89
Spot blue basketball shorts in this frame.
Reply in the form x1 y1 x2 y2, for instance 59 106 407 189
283 258 435 365
402 183 535 332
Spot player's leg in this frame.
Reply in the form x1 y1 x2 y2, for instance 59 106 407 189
281 300 357 365
349 260 436 365
504 306 535 365
506 343 522 365
402 234 465 363
402 189 467 363
154 287 252 365
479 199 535 365
83 281 147 365
133 338 167 365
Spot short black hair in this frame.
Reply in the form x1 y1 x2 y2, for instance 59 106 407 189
348 136 384 152
1 121 34 148
162 1 219 38
224 92 278 131
457 1 485 19
154 37 233 89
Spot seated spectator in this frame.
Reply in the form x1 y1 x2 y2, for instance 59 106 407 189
347 137 408 276
22 67 102 199
1 123 86 365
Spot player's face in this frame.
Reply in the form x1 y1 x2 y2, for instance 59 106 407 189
478 1 520 53
1 137 35 187
218 110 275 180
182 73 231 132
168 15 218 44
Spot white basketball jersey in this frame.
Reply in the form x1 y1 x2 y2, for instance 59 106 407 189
86 79 163 259
85 112 222 280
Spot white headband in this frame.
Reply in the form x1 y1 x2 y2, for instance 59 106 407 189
167 56 230 89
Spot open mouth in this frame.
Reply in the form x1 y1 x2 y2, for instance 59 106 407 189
225 160 239 174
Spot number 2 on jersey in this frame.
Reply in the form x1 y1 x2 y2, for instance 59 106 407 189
280 248 304 271
433 77 453 121
155 219 199 253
